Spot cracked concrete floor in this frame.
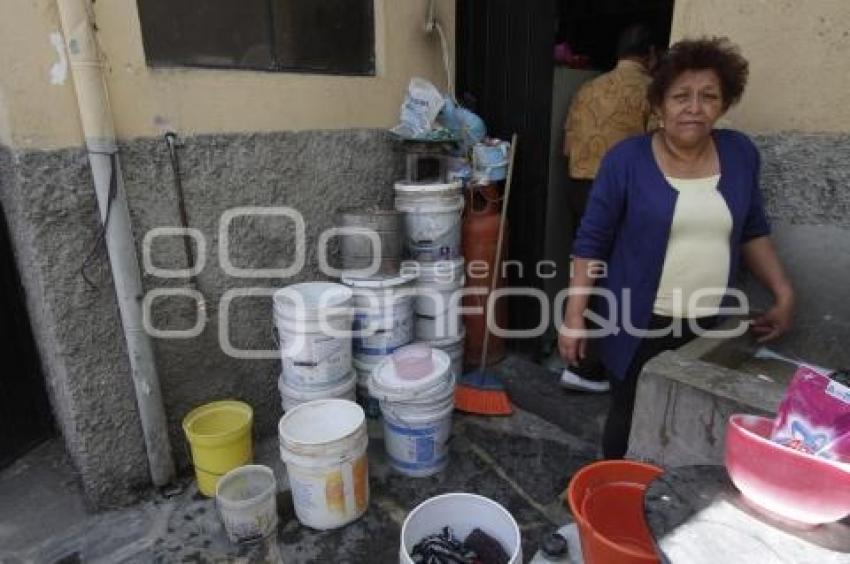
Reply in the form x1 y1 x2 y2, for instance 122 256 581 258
0 356 607 563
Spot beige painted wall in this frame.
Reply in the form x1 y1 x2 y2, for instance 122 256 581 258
671 0 850 133
0 0 455 150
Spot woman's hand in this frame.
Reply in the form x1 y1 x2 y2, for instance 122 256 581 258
558 314 587 366
741 236 795 343
750 297 794 343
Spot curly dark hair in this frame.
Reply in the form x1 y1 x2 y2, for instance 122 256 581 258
648 37 749 110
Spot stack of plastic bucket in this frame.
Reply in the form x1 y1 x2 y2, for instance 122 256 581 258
369 347 455 477
273 282 356 411
343 273 417 431
409 258 465 376
278 399 369 530
394 181 464 262
566 460 663 564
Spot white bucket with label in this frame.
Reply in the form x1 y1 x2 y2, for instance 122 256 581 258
279 370 357 413
273 282 353 388
344 274 416 359
395 181 464 261
419 329 465 378
369 348 455 477
399 493 522 564
278 399 369 530
407 259 465 341
215 465 278 544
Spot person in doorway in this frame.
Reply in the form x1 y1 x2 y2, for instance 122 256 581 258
559 24 657 392
559 37 794 459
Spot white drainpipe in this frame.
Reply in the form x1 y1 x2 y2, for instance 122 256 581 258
56 0 175 487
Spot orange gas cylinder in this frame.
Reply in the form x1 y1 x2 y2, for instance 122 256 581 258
462 183 508 366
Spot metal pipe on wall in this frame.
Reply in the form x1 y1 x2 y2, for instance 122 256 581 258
56 0 175 487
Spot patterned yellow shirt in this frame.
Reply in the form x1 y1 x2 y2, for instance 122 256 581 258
563 60 653 180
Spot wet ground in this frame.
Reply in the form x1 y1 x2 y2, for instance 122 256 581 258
0 356 608 563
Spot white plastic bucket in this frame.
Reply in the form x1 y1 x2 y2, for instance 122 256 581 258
370 349 455 477
419 330 465 378
279 370 357 413
399 493 522 564
344 274 416 358
395 182 464 262
273 282 353 388
407 259 465 341
215 465 278 544
278 399 369 530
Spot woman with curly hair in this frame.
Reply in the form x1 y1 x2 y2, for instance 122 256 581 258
558 37 795 458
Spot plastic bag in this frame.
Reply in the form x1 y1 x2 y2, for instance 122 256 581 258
472 139 510 182
771 366 850 463
438 98 486 153
391 78 445 139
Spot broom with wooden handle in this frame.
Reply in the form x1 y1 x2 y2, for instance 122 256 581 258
455 133 517 416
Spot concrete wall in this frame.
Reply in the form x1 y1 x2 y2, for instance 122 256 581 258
0 0 454 506
671 1 850 370
671 0 850 134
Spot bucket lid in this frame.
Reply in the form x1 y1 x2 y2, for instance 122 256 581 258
342 272 418 288
278 399 365 450
273 282 352 319
370 348 452 402
394 181 462 193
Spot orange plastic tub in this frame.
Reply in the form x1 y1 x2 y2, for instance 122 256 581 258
566 460 663 564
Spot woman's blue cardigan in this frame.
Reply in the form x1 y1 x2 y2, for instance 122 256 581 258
572 129 771 380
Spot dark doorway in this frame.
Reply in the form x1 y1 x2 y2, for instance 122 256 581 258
456 0 558 353
0 205 54 468
456 0 675 355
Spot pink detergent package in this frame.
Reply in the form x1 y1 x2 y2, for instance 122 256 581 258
771 366 850 464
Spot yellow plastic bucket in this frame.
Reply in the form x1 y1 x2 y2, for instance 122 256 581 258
182 400 253 496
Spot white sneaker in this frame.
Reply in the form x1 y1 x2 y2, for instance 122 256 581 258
560 368 610 393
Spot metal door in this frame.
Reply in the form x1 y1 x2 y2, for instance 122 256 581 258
457 0 556 352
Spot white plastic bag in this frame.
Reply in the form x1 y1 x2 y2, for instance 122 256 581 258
392 78 445 138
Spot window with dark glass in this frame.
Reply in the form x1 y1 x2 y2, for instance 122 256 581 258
137 0 375 75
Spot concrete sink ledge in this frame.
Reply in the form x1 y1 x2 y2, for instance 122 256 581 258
627 322 798 466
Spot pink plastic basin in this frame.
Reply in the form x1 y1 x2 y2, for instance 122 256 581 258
725 414 850 525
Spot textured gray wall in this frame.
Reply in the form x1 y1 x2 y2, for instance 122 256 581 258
1 130 403 506
749 134 850 369
0 145 149 506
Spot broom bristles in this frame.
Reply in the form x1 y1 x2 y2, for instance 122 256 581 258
454 385 513 416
